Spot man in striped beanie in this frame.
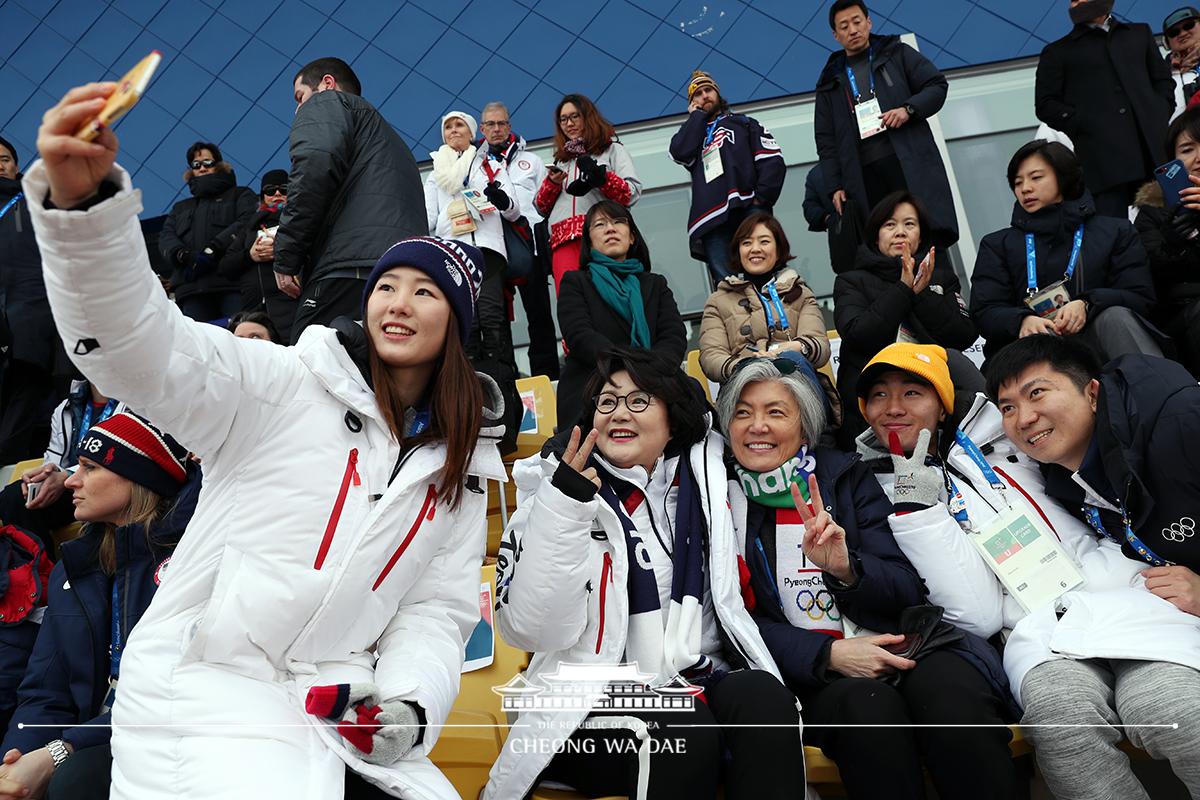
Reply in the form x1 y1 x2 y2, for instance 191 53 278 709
75 413 188 497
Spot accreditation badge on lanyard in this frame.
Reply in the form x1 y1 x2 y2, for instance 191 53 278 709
701 116 726 183
1023 226 1083 320
846 51 884 139
951 430 1085 613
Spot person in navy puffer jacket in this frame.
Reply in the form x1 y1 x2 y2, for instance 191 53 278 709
0 413 197 800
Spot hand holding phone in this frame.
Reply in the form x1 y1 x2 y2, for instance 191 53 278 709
75 51 161 141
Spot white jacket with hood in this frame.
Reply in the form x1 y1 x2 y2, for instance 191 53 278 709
424 146 522 260
24 161 506 800
483 428 792 800
859 393 1200 705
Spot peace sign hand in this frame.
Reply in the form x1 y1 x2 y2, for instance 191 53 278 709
562 426 601 489
888 429 942 511
792 474 854 584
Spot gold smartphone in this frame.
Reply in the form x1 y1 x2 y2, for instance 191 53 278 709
75 51 162 141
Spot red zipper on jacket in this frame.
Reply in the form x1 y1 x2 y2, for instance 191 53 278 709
372 483 438 591
994 466 1061 540
314 449 360 570
595 552 613 654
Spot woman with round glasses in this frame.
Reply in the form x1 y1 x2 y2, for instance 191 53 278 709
555 201 686 428
158 141 257 321
535 94 642 293
486 347 807 800
718 354 1012 800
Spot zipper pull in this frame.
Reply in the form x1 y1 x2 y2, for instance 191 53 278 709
350 449 360 486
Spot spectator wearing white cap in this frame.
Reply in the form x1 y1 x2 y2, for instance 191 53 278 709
425 110 522 372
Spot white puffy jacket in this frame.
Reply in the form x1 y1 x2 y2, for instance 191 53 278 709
425 148 522 259
24 161 506 800
483 430 787 800
859 394 1200 705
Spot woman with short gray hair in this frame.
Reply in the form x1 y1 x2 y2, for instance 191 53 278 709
719 353 1003 799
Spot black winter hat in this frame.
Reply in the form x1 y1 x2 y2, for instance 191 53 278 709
260 169 288 194
362 237 484 342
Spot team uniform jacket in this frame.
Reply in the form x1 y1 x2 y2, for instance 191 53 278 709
24 161 506 800
668 110 785 259
424 147 523 259
483 429 787 800
533 141 642 250
857 393 1200 705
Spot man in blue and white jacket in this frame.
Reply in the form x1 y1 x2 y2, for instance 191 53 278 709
669 70 785 286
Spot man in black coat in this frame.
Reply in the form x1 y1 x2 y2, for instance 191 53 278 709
157 142 257 322
815 0 959 245
0 136 61 463
987 335 1200 618
274 57 426 344
1035 1 1175 218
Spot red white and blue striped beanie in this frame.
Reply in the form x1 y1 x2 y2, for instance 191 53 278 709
77 412 188 497
361 236 484 342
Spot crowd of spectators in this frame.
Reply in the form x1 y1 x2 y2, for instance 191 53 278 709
0 1 1199 799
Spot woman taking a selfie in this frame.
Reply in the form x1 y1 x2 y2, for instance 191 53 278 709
26 82 506 800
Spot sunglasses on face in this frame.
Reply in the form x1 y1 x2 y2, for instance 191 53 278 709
262 184 287 196
191 159 216 169
1169 18 1198 38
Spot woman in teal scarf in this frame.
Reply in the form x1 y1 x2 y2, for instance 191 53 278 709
555 201 687 427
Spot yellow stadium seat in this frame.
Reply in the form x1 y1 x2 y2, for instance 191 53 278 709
429 561 529 800
819 329 839 384
6 459 43 486
487 376 557 556
685 350 712 404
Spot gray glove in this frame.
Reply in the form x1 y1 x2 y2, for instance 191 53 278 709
889 428 943 513
306 682 421 765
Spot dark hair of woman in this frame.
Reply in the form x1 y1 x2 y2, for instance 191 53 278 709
1166 105 1200 154
727 211 794 270
578 200 653 269
367 321 482 509
1006 140 1085 201
552 94 617 162
864 190 935 254
579 347 709 449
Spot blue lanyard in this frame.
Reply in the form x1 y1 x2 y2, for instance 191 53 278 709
845 49 875 101
1082 505 1169 567
943 430 1007 527
1025 225 1084 295
0 193 22 222
408 408 430 437
110 580 123 679
759 280 790 332
77 399 118 450
703 114 728 148
953 430 1005 491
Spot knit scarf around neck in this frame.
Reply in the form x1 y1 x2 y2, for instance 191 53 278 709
596 454 712 683
431 144 477 195
588 249 651 348
734 446 815 508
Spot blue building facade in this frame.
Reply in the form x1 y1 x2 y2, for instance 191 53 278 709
0 0 1187 216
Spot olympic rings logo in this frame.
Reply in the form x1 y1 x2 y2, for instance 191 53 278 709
796 589 842 621
1162 517 1196 543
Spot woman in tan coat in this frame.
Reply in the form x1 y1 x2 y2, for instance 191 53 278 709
699 213 830 383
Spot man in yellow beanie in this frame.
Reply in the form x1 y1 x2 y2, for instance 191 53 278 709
669 68 786 287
